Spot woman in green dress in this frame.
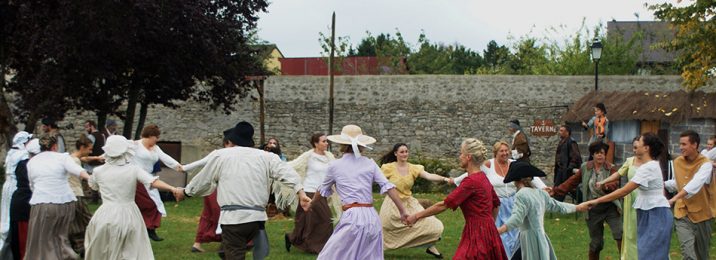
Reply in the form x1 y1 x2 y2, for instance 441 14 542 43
497 162 589 260
597 138 642 259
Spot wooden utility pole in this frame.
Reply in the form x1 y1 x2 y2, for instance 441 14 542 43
258 80 266 145
328 12 336 137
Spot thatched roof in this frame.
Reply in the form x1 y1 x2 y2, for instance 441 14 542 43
562 91 716 123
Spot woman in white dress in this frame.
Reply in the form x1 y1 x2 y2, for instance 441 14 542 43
85 135 183 260
0 131 32 257
131 124 183 241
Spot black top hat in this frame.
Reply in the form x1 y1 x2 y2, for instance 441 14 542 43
503 161 546 183
226 121 255 147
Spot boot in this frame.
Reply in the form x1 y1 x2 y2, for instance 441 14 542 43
615 239 622 255
588 250 599 260
147 228 164 241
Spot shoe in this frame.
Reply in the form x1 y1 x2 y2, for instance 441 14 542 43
147 229 164 241
284 233 291 252
218 251 225 259
191 246 204 253
426 248 443 259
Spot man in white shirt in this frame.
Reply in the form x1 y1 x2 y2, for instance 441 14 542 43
665 130 714 260
25 134 91 260
179 122 311 260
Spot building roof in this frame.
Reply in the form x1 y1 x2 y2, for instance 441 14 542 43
562 90 716 123
250 44 284 59
607 21 677 64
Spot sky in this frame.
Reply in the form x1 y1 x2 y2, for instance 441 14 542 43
256 0 679 57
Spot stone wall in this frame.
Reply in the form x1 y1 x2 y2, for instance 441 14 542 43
4 75 715 185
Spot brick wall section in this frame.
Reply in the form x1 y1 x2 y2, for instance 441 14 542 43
3 75 715 185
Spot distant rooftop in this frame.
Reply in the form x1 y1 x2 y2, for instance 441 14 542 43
607 21 677 64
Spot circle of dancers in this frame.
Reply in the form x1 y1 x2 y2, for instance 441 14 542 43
0 110 714 259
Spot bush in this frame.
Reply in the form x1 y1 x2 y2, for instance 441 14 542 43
409 154 458 194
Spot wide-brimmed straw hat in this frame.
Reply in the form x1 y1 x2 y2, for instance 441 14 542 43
503 161 546 183
103 135 133 157
327 125 376 146
327 125 376 157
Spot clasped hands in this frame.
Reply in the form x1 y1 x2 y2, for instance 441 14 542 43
576 200 600 212
172 187 186 202
299 193 313 212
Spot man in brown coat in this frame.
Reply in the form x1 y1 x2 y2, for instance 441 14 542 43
508 119 531 162
554 125 582 201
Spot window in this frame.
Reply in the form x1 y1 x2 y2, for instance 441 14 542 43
609 120 640 143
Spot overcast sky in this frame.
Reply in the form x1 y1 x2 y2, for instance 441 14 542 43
256 0 679 57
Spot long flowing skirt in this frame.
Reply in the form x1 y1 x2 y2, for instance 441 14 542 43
317 207 384 260
494 196 519 258
84 202 154 260
24 202 78 260
194 191 221 243
455 215 507 260
68 197 93 254
9 220 27 260
288 192 333 253
380 196 443 249
134 182 161 229
621 192 638 260
636 207 672 260
147 187 166 217
0 177 17 250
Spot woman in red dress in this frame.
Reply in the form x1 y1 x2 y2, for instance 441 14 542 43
407 138 507 260
185 133 234 253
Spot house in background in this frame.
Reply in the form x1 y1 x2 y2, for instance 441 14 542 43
252 44 284 75
607 21 678 75
562 90 716 164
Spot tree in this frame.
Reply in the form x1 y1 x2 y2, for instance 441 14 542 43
650 1 716 91
508 37 549 75
2 0 269 141
318 31 352 74
450 44 483 74
350 31 411 74
408 35 453 74
478 40 512 74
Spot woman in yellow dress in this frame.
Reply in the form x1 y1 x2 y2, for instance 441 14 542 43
378 143 451 258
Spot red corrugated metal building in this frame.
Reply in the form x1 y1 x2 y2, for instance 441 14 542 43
280 56 406 75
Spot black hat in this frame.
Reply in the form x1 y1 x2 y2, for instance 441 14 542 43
41 117 57 127
509 119 520 126
226 121 255 147
503 161 546 183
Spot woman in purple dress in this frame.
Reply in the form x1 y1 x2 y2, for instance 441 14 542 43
311 125 408 260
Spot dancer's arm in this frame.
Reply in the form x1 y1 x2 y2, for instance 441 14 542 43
590 181 638 205
386 188 408 222
668 162 712 205
419 171 450 183
410 201 448 224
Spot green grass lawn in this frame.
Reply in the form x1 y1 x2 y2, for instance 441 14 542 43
86 193 716 260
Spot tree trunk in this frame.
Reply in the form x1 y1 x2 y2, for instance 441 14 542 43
23 110 41 137
134 101 148 139
0 87 17 149
0 41 18 148
96 112 107 134
123 86 138 139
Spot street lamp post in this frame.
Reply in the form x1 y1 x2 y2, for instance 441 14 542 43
590 38 603 92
